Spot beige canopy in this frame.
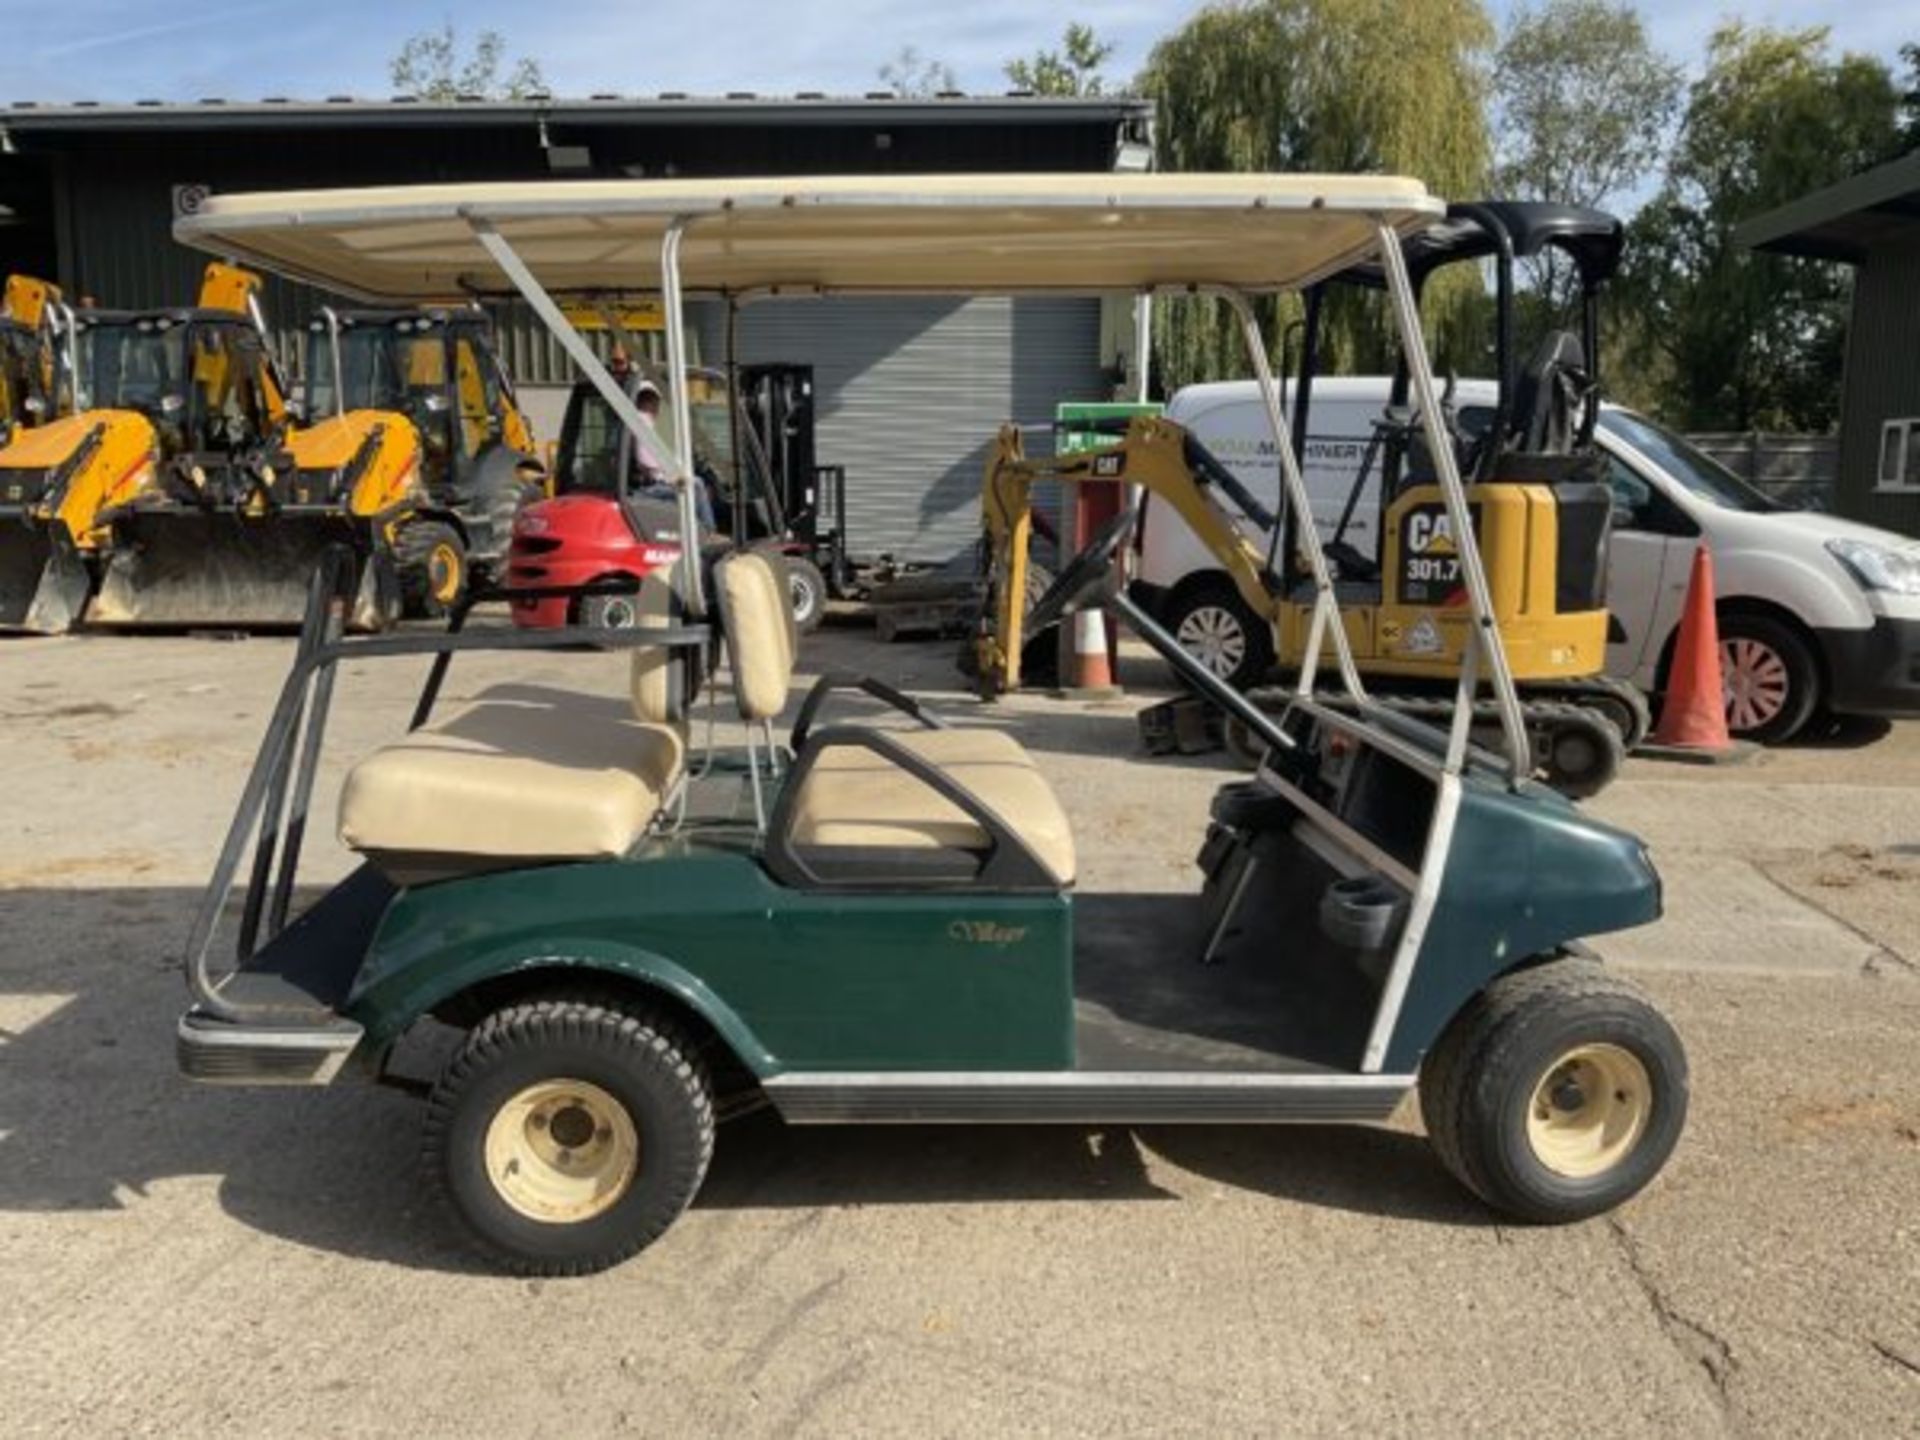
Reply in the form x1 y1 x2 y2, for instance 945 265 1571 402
173 172 1444 304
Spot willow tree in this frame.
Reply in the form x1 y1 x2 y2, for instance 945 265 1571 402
1139 0 1495 391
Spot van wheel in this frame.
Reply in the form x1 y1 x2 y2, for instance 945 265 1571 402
1165 579 1273 691
1717 612 1819 743
1420 961 1687 1224
423 998 714 1276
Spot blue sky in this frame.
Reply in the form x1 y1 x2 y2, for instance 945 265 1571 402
0 0 1910 105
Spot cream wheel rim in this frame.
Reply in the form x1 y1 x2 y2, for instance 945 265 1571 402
1525 1043 1651 1180
484 1079 639 1224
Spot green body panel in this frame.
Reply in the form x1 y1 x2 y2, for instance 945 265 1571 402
346 843 1074 1075
1379 777 1660 1073
1055 400 1162 455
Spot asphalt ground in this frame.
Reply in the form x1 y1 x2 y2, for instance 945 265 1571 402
1 617 1916 1436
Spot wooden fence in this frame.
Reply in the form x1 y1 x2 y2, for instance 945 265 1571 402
1686 432 1837 509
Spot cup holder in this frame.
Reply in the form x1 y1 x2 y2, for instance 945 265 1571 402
1318 874 1406 952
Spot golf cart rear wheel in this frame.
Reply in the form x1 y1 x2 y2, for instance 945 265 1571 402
396 520 468 619
1420 960 1687 1224
423 998 714 1276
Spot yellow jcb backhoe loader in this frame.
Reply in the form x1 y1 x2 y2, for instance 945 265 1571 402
299 307 544 615
85 264 432 630
0 274 165 634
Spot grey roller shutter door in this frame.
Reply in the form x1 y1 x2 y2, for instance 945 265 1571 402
732 297 1105 563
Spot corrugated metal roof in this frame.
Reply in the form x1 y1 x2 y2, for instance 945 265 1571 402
1 93 1152 132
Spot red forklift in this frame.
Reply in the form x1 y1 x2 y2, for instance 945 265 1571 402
507 360 843 631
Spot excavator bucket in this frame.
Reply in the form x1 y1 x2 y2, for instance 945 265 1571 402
0 520 91 634
89 509 394 631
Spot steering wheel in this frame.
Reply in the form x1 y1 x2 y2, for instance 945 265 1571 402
1024 504 1138 636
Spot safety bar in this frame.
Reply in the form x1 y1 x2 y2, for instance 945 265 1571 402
184 551 710 1022
790 672 950 752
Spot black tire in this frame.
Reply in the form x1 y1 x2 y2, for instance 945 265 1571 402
423 998 714 1276
1537 710 1626 800
1163 578 1273 692
1419 960 1687 1224
574 589 643 630
778 553 827 634
395 520 468 619
1715 611 1820 744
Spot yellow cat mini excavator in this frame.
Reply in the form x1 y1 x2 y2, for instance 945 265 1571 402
977 202 1647 797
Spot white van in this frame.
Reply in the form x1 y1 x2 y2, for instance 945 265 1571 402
1133 377 1920 742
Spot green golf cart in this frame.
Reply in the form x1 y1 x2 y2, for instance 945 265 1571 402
172 174 1686 1275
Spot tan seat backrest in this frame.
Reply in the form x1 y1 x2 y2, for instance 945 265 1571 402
714 551 795 721
628 571 688 728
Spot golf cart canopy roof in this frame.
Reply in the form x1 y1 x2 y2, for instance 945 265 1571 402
1328 200 1624 293
174 173 1443 303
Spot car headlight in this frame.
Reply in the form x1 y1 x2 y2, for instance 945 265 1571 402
1827 538 1920 596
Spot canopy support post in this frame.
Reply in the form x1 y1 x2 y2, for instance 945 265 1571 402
1372 220 1528 777
467 215 707 616
660 218 704 610
1131 293 1151 403
1218 287 1368 703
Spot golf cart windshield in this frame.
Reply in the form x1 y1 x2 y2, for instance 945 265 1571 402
1599 409 1780 513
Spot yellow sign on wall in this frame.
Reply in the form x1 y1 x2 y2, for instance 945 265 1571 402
559 300 665 333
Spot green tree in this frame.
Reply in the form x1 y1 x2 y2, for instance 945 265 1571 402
878 46 957 98
1899 42 1920 151
390 24 545 100
1622 24 1900 430
1139 0 1495 390
1005 23 1116 96
1492 0 1680 313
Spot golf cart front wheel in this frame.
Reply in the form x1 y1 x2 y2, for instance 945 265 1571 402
423 998 714 1276
1419 960 1687 1224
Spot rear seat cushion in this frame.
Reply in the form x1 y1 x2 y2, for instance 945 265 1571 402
338 689 683 863
787 726 1077 886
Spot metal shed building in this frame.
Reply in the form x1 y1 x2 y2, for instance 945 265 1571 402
0 94 1154 560
1740 149 1920 537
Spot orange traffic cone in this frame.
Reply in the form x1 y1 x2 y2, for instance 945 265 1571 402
1060 606 1120 697
1650 544 1733 753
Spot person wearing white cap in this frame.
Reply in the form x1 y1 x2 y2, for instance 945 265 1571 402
631 377 713 530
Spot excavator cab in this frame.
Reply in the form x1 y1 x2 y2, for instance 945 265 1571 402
0 275 68 443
